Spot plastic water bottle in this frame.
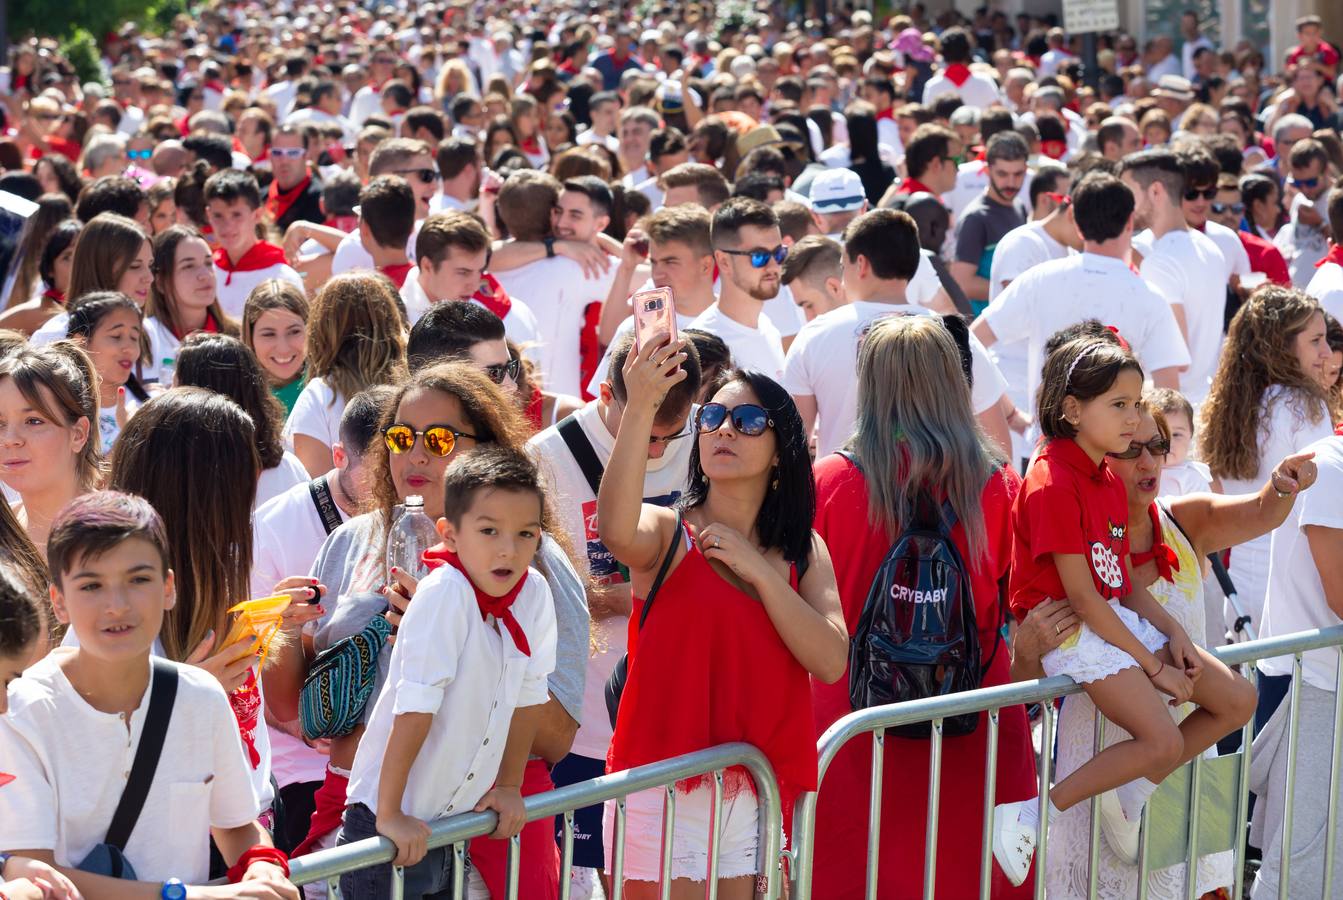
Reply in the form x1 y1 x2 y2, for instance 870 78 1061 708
159 357 176 388
386 495 438 580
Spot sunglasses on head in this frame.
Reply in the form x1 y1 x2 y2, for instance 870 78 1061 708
1183 186 1217 201
1106 436 1171 460
126 148 152 161
696 402 774 436
270 146 306 159
1211 201 1244 215
392 167 441 185
483 357 521 385
718 245 787 268
383 423 478 457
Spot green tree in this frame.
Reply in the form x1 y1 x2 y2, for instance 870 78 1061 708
11 0 154 43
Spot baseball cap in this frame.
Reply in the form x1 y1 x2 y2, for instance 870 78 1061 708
810 168 866 213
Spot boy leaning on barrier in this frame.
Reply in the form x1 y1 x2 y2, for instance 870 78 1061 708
0 491 298 900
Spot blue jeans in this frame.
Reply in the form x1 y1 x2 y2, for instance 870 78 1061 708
336 803 457 899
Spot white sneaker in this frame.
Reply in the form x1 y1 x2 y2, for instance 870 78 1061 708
1099 789 1141 863
992 800 1038 887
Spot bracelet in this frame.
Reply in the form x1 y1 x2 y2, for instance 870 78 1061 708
226 845 290 883
1145 660 1164 679
1270 472 1292 499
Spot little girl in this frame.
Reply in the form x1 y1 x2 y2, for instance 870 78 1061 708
992 337 1256 886
65 292 149 451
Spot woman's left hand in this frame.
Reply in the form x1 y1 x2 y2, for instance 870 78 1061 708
271 576 328 631
1165 624 1203 682
698 523 775 589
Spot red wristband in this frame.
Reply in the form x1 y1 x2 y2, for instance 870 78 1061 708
226 844 290 883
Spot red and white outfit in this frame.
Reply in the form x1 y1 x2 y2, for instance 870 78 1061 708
1010 438 1167 683
214 241 304 320
399 269 541 352
921 63 1000 108
1307 244 1343 321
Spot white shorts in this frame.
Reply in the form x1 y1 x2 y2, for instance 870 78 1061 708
1042 599 1168 684
602 782 761 882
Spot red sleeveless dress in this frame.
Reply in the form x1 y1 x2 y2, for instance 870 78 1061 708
607 522 818 828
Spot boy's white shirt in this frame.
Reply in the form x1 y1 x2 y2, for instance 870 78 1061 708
0 652 260 882
346 563 557 822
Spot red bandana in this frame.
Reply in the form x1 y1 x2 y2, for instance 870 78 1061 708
944 63 972 87
519 136 543 156
324 214 360 233
875 106 895 121
266 173 311 223
1130 503 1181 583
422 546 531 656
170 310 221 341
472 272 514 319
897 177 937 195
380 262 414 288
1315 244 1343 269
203 79 228 95
41 287 64 304
214 241 288 286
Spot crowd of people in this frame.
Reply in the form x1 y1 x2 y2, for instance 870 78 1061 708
1 1 1343 899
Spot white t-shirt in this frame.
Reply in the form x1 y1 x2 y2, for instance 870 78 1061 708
1134 228 1227 404
494 256 617 397
577 130 620 154
1158 459 1213 499
981 252 1192 412
142 315 182 375
215 261 304 321
782 300 1007 457
763 283 804 338
527 401 693 759
921 70 1001 109
284 377 346 451
399 267 541 348
943 160 989 221
1307 260 1343 321
252 472 350 596
256 451 310 510
689 302 785 381
585 310 700 397
0 655 260 882
907 250 945 310
346 563 556 821
331 220 424 278
1200 220 1251 280
97 394 139 452
634 175 665 211
1274 193 1329 287
1261 435 1343 689
347 84 383 128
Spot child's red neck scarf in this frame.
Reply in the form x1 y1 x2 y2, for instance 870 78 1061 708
214 241 288 286
1316 244 1343 269
422 546 531 655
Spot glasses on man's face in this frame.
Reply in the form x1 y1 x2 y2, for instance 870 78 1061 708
1107 436 1171 461
718 245 787 268
373 57 396 66
392 167 441 185
1211 201 1245 216
383 423 478 457
127 148 152 161
1183 186 1217 201
696 402 774 436
270 146 306 160
483 357 521 385
31 112 61 122
1290 175 1321 189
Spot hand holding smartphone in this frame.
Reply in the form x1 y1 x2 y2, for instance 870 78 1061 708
631 287 677 357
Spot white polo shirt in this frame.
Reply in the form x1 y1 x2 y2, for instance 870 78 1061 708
1134 228 1226 404
981 252 1191 411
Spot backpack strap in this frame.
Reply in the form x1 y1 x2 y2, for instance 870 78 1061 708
558 414 604 496
637 512 683 630
308 476 343 535
105 659 178 850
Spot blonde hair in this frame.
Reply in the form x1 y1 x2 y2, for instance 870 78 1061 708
304 273 407 403
434 59 476 103
846 315 999 561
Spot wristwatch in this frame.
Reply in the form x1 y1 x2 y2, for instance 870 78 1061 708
543 236 556 258
161 878 187 900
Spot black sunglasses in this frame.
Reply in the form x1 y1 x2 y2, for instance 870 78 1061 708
1107 436 1171 460
717 245 788 268
697 402 774 436
484 357 521 385
1183 187 1217 201
1211 201 1244 215
392 167 441 185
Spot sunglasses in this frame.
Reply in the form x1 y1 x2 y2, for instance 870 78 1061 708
1106 436 1171 460
1211 201 1244 215
270 146 306 159
1183 186 1217 201
127 148 152 161
1290 176 1321 189
383 423 478 457
391 167 441 185
483 357 521 385
696 402 774 436
717 245 788 268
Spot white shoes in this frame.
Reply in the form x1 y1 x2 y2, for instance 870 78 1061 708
992 800 1038 888
1099 789 1142 863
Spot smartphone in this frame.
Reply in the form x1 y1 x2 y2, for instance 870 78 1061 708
632 286 676 352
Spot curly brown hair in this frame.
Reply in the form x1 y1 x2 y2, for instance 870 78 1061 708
1199 285 1329 481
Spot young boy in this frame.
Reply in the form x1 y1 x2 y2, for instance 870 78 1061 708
1148 387 1214 497
0 491 297 899
338 447 557 899
356 175 417 290
205 169 304 319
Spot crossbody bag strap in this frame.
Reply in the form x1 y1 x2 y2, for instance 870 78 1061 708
105 658 179 851
637 511 683 630
557 414 605 496
308 475 343 535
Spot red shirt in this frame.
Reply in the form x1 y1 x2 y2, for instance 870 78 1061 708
1287 41 1340 71
1009 437 1131 619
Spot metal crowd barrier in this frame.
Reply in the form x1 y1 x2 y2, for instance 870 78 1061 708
286 741 783 899
790 624 1343 900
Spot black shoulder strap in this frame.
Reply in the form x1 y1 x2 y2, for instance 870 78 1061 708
309 476 343 535
637 512 683 630
558 414 605 496
105 658 178 851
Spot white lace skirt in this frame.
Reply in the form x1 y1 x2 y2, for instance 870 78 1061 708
1042 599 1168 684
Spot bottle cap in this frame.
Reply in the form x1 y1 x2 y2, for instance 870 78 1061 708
405 494 423 506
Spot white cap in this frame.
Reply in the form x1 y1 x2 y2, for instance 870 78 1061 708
810 168 867 214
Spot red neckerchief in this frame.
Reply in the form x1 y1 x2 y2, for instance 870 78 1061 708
266 173 311 224
519 136 543 155
422 545 532 655
473 272 514 319
1316 244 1343 269
525 385 544 431
897 177 936 195
203 79 228 95
170 310 221 341
972 147 987 162
1130 503 1180 583
1041 139 1067 160
214 241 288 286
380 262 414 288
875 106 895 121
324 214 360 232
944 63 972 87
175 114 190 136
41 287 64 304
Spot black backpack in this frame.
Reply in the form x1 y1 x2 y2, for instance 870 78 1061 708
843 453 995 738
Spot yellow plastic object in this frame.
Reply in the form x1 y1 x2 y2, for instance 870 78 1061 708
221 594 292 667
